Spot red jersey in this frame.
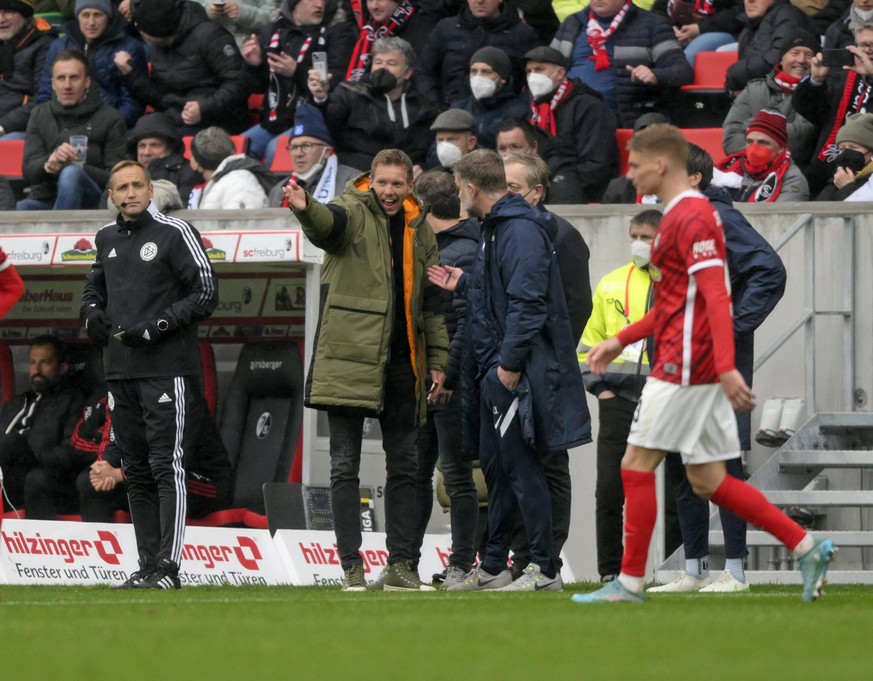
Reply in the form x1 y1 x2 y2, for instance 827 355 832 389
644 191 734 386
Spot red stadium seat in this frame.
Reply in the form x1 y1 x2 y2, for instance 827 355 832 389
681 51 738 92
616 128 634 177
270 136 293 174
0 140 25 180
183 135 249 159
616 127 727 179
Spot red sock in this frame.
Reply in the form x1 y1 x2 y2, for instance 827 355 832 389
711 474 806 550
620 469 657 578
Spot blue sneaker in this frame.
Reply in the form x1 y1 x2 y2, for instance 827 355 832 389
798 538 836 602
571 579 645 604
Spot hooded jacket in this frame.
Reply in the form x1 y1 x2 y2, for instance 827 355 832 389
36 9 147 127
81 203 218 381
460 193 590 452
0 17 58 133
121 0 249 133
416 2 542 111
197 153 273 209
450 86 529 151
126 112 202 203
22 84 127 202
292 173 448 425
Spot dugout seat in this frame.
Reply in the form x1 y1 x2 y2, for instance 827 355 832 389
196 342 304 526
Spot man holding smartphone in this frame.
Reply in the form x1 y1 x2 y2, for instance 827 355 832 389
81 160 218 589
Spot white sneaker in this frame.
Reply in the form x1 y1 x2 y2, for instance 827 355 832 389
647 572 712 593
699 571 750 593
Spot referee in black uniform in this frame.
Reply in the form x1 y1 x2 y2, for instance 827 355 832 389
81 160 218 589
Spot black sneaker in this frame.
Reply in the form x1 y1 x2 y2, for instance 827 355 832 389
134 559 182 590
113 566 154 590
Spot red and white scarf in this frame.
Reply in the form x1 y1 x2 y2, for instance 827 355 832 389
266 26 325 122
587 0 632 71
715 149 793 202
817 71 873 163
529 78 573 135
772 66 801 93
666 0 716 18
346 0 415 81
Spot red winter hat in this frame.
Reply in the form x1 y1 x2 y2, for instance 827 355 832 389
746 109 788 149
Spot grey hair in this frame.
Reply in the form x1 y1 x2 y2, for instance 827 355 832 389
373 36 416 71
852 21 873 37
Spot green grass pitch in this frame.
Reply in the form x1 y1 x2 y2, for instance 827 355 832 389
2 583 871 681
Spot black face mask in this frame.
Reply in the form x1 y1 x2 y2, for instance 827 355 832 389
369 69 398 95
838 148 867 174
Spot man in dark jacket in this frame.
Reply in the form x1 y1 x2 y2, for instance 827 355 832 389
240 0 356 164
81 159 218 589
653 144 787 594
410 169 481 589
0 335 85 519
551 0 692 128
114 0 249 134
522 45 618 203
36 0 147 128
308 36 435 171
502 150 591 577
416 0 541 111
430 150 591 592
0 0 57 139
18 49 127 210
725 0 818 93
127 111 202 205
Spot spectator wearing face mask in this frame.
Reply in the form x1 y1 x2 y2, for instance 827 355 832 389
713 108 809 202
522 46 618 204
448 47 529 151
308 36 436 173
428 108 478 170
817 112 873 199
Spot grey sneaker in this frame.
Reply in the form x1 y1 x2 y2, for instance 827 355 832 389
443 565 513 591
342 564 367 592
366 565 390 591
496 564 562 592
383 561 437 592
441 565 469 589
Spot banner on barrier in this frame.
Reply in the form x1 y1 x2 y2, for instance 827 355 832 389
0 520 288 586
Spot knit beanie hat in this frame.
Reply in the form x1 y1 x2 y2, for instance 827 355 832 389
469 46 511 82
0 0 35 18
747 109 788 149
836 112 873 151
779 31 820 61
291 103 332 145
75 0 112 15
191 127 236 171
135 0 184 38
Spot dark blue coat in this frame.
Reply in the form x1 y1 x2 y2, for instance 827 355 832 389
706 185 786 448
461 193 591 453
37 10 147 128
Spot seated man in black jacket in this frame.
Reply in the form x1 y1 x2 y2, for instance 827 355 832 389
126 112 202 205
0 335 85 519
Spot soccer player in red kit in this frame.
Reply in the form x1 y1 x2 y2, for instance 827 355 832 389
573 124 835 604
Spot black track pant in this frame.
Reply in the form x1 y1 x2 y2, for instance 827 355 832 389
108 377 196 569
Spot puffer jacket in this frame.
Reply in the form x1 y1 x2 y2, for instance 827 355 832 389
36 10 147 128
416 2 542 111
292 173 448 424
120 0 249 133
0 18 58 133
22 85 127 202
722 70 816 166
460 192 590 452
551 6 692 127
197 154 272 209
725 0 818 92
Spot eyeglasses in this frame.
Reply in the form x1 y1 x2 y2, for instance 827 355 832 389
855 42 873 51
287 142 327 153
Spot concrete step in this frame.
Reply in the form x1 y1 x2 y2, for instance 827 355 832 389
709 530 873 546
777 450 873 468
760 491 873 506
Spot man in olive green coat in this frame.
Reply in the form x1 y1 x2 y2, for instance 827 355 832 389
285 148 449 593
